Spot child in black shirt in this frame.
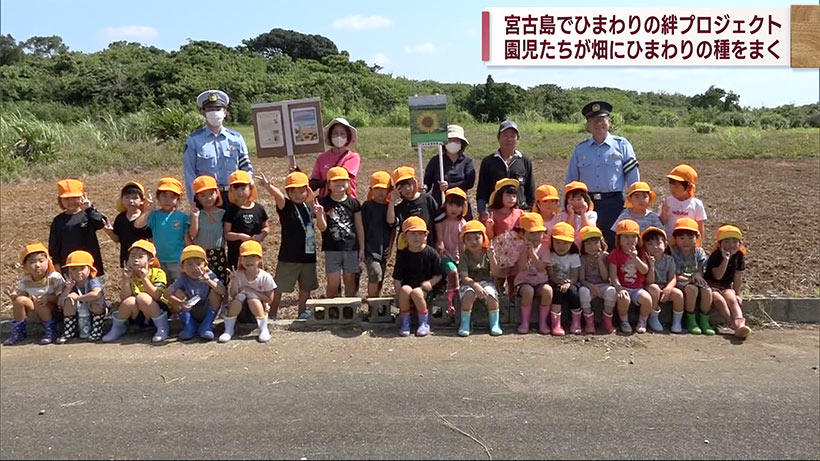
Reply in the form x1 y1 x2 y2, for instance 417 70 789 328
387 165 438 247
103 181 152 267
705 225 751 339
361 171 395 297
48 178 106 277
223 170 269 269
393 216 443 337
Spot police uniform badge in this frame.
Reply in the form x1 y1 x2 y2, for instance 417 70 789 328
209 93 218 102
592 103 600 113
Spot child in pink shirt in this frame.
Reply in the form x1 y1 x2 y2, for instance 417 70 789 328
434 188 468 315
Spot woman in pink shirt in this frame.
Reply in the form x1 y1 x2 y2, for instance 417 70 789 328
310 118 362 199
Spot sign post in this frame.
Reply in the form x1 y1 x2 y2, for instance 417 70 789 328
409 95 448 201
251 97 324 171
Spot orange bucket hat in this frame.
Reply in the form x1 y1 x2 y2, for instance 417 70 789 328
533 184 559 212
520 212 547 233
551 221 575 243
192 175 222 207
488 178 520 206
672 217 700 235
460 220 489 248
57 178 85 209
180 244 208 265
228 170 257 204
563 181 595 212
128 239 161 267
284 171 315 202
367 170 391 203
402 216 428 233
19 242 56 274
714 224 746 255
157 177 184 196
640 226 668 242
625 181 656 209
579 225 603 243
666 164 698 198
391 166 419 196
63 250 98 278
444 187 468 216
239 240 264 258
116 181 147 213
615 219 641 249
326 167 351 194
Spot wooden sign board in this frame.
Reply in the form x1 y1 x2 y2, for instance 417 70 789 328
251 98 324 158
791 5 820 68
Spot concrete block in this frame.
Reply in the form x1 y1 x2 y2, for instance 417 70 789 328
427 294 454 326
462 296 511 328
745 298 789 323
787 298 820 323
365 297 396 323
305 297 362 325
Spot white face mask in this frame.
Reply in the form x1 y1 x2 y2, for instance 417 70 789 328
445 141 462 154
205 110 225 127
331 135 348 148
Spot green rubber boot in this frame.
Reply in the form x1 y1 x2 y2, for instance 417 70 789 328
685 313 701 335
697 312 715 336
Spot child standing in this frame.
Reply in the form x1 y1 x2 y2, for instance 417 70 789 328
134 177 189 282
607 219 653 334
189 175 228 285
317 167 365 297
532 184 562 237
168 244 227 341
558 181 598 245
671 217 714 335
642 227 685 333
387 165 439 247
546 221 582 335
3 243 64 345
224 170 269 270
102 240 170 343
612 181 663 233
513 213 554 335
220 240 276 343
705 225 751 339
434 187 468 315
393 217 444 337
660 164 707 243
485 178 524 301
257 171 323 320
577 226 617 334
49 178 106 277
56 250 107 343
103 181 152 268
457 220 502 337
361 171 395 298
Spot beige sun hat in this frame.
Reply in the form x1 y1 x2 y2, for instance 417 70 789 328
447 125 469 145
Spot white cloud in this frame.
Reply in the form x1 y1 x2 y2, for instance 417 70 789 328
99 25 158 43
404 42 437 55
371 52 391 68
332 14 393 30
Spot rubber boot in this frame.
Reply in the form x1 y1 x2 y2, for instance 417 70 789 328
198 308 217 341
648 309 664 332
488 311 503 336
636 315 648 334
458 311 471 337
88 313 105 342
697 312 715 336
601 312 616 335
671 312 684 334
685 312 701 334
151 312 170 343
518 305 532 334
446 289 457 317
569 309 582 335
178 311 197 340
620 316 633 334
399 312 411 337
56 315 78 344
551 311 565 336
40 319 58 345
734 317 751 339
416 312 430 337
537 305 550 335
583 312 596 334
102 317 128 342
3 319 27 345
218 316 237 343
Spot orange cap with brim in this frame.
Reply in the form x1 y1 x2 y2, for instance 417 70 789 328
180 244 208 265
192 176 222 207
128 239 161 267
284 171 315 203
327 166 350 182
673 217 700 235
228 170 257 204
367 171 391 203
626 181 656 209
520 212 547 233
666 164 698 198
579 225 603 243
488 178 520 206
460 220 489 248
616 219 641 236
392 166 416 184
563 181 595 212
551 222 576 243
444 187 468 216
401 216 428 233
117 181 147 213
19 242 56 274
640 226 668 242
533 184 560 212
714 224 746 255
157 177 184 196
63 250 98 278
239 240 264 258
57 178 85 209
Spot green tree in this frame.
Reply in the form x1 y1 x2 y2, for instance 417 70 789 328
22 36 68 57
0 34 24 66
464 75 524 123
243 29 338 61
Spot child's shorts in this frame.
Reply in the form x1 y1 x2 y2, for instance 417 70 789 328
132 300 169 327
274 261 319 292
514 281 549 296
624 288 649 305
233 293 269 324
205 247 228 286
325 251 360 274
161 262 181 283
459 280 499 301
365 257 386 283
441 257 458 274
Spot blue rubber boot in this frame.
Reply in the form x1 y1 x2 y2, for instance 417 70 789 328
488 311 503 336
3 320 27 345
151 312 170 343
102 317 127 343
197 308 217 341
40 319 58 345
458 311 471 337
178 311 197 340
399 312 411 337
416 312 430 337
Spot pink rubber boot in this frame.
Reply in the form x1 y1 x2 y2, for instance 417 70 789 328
601 312 616 335
550 310 565 336
538 305 550 335
569 309 582 335
518 305 532 334
583 312 596 334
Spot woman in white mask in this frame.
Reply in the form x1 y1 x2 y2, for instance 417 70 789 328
423 125 476 220
309 118 361 199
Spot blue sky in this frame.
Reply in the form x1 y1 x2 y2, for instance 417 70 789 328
2 0 818 108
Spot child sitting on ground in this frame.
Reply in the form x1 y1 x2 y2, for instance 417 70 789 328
643 226 685 333
513 213 554 335
671 217 714 335
49 178 107 277
56 250 107 343
167 244 227 341
577 226 617 334
434 187 468 315
705 225 751 339
457 220 502 337
220 240 276 343
607 219 653 334
103 181 152 268
546 221 582 336
134 177 189 282
393 217 444 337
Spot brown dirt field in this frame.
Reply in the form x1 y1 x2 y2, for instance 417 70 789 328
2 156 818 318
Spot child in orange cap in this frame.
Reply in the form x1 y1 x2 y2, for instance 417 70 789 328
221 240 276 343
56 250 108 343
558 181 598 246
671 217 714 335
49 178 107 277
257 170 324 320
167 244 227 341
578 226 617 334
660 164 707 242
223 170 269 271
102 181 152 268
532 184 562 237
546 221 583 336
485 178 524 302
387 165 439 247
361 171 396 298
102 240 170 343
513 213 555 335
189 175 228 285
611 181 663 234
134 177 190 282
607 220 653 334
434 187 468 316
393 217 444 337
3 243 65 345
705 225 751 339
457 220 502 337
642 226 684 333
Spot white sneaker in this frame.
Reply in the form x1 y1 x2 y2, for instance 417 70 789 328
257 329 271 343
218 332 232 343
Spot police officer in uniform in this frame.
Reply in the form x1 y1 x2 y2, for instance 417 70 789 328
565 101 639 248
183 90 253 207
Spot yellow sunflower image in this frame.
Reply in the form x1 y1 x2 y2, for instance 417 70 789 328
416 111 439 133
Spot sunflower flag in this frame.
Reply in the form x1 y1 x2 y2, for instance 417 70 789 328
409 95 448 146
